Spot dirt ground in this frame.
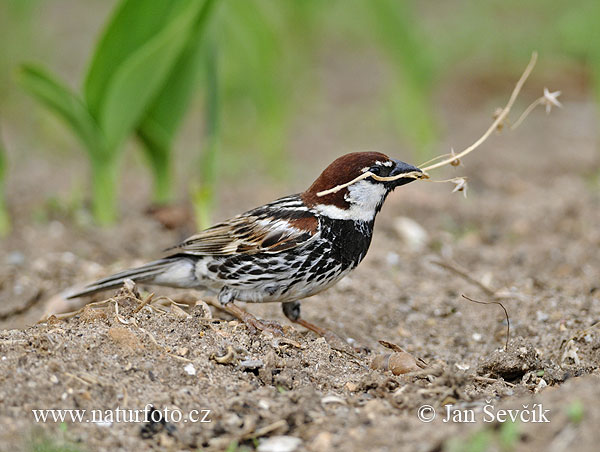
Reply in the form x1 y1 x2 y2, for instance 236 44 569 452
1 59 600 451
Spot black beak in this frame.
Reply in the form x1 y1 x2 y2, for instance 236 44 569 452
389 159 423 187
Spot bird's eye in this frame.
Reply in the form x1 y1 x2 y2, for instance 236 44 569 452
369 166 381 175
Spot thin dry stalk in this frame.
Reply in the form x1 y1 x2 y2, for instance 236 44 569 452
511 97 543 129
113 300 131 325
420 52 538 172
431 259 497 296
473 375 516 387
133 292 154 313
316 52 540 197
242 419 288 440
40 298 114 322
462 294 510 351
317 170 427 197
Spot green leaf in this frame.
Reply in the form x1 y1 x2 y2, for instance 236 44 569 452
84 0 185 117
219 0 290 173
18 64 105 156
137 0 217 203
139 0 216 147
98 0 206 149
361 0 438 156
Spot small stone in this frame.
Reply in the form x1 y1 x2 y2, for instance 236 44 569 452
442 396 457 406
239 359 264 369
536 311 549 322
223 413 243 427
176 347 189 357
321 395 346 406
393 217 429 251
184 363 196 376
455 363 470 371
258 436 302 452
536 378 547 391
310 432 332 451
6 251 25 266
170 304 191 319
345 382 359 392
386 252 400 266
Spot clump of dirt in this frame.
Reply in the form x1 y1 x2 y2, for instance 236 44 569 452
478 338 542 381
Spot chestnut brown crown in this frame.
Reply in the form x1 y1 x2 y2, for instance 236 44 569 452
302 152 420 210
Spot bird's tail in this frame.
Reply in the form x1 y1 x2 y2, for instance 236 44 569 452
66 256 192 299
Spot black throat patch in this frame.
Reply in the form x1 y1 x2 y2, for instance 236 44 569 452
320 217 375 269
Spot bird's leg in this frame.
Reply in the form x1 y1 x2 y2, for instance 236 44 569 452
223 302 284 336
282 301 350 351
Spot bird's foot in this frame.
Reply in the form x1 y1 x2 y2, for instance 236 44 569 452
244 317 285 337
224 303 284 336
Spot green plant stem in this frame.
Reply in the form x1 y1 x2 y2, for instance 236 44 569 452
194 38 219 229
0 125 9 236
90 156 119 225
140 136 172 204
151 154 172 204
0 186 10 237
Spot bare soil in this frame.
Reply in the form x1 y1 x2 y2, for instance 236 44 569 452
1 70 600 451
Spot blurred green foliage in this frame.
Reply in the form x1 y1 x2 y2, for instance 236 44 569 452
566 399 585 424
363 0 437 154
445 420 520 452
193 36 220 229
19 0 216 224
0 128 10 236
213 0 438 171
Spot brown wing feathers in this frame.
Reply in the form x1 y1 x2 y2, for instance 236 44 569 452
167 212 319 257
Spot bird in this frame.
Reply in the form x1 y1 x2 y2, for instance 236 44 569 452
68 152 423 339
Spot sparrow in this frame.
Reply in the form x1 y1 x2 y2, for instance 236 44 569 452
68 152 423 338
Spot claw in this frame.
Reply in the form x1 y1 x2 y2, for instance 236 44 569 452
223 303 284 337
244 317 285 337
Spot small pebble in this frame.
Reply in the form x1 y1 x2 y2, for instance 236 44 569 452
393 216 429 251
455 363 470 371
6 251 25 266
184 363 196 376
321 395 346 406
239 359 264 369
258 436 302 452
536 311 549 322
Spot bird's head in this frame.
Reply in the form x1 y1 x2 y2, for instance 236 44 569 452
302 152 424 222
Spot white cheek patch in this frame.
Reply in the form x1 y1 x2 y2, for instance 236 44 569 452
315 180 387 222
346 180 387 209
